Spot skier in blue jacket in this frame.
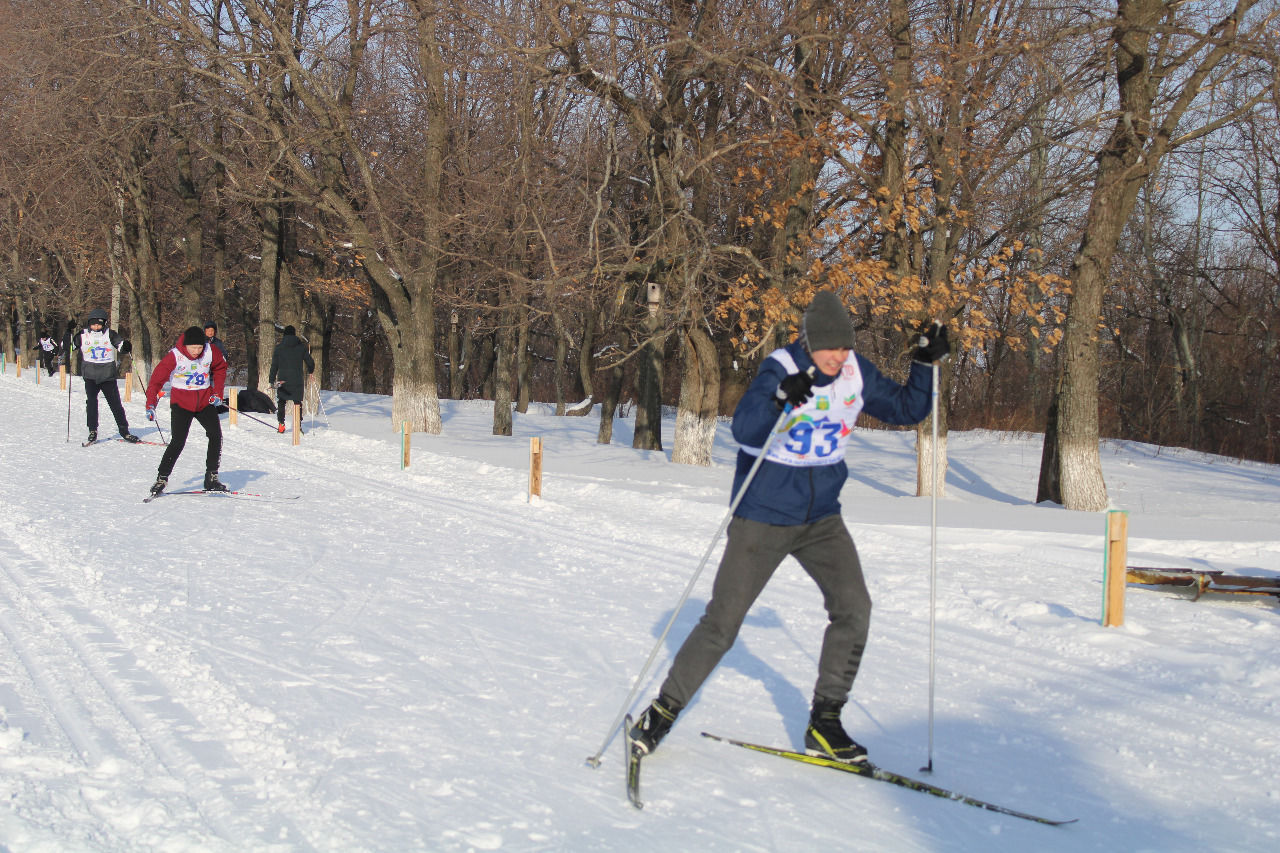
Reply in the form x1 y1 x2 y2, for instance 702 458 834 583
630 289 949 764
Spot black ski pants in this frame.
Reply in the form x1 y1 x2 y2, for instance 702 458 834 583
276 386 302 424
659 514 872 710
158 405 222 478
84 377 130 435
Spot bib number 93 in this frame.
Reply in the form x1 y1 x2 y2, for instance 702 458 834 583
784 419 842 458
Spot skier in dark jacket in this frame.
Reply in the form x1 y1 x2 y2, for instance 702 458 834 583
36 331 59 376
269 325 315 433
145 326 229 496
71 308 140 444
629 290 949 765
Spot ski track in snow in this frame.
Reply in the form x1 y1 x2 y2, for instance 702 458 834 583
2 371 1279 851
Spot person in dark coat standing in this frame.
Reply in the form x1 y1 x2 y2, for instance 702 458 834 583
628 290 949 765
203 321 227 361
146 326 229 496
71 308 140 444
269 325 315 434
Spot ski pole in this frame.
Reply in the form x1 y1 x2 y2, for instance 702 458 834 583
922 361 940 773
228 406 280 431
586 385 807 768
151 391 169 446
316 387 330 430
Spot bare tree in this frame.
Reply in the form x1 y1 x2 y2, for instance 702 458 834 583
1038 0 1276 509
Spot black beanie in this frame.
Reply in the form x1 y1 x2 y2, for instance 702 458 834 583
182 326 206 347
802 290 856 351
283 325 296 336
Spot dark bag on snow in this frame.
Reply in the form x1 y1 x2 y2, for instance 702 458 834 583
236 388 277 413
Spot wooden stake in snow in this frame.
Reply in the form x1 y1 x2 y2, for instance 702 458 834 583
529 437 543 501
59 364 66 390
292 402 302 445
123 371 132 401
228 388 239 427
1103 510 1129 627
401 421 410 470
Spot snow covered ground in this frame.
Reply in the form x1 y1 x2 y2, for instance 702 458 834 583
1 367 1278 852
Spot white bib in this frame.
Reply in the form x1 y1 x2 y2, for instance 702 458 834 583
742 348 865 467
80 330 117 364
169 346 214 390
40 337 56 352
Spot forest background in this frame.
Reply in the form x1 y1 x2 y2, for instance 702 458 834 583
1 1 1278 511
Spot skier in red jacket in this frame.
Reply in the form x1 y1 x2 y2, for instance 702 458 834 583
145 326 229 496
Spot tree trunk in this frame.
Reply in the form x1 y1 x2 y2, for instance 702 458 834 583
174 131 204 327
492 328 515 435
597 356 624 445
256 200 283 392
672 327 720 466
553 321 569 416
576 305 596 410
492 288 516 436
385 295 442 433
1036 196 1119 510
359 309 380 394
632 337 664 450
447 309 464 399
515 308 531 414
632 292 664 450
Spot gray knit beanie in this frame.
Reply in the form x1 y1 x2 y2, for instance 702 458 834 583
802 290 856 351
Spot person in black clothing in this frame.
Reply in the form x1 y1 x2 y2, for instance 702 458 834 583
203 321 227 361
71 308 140 444
36 331 59 376
269 325 315 433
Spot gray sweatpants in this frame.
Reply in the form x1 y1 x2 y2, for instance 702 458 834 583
659 514 872 709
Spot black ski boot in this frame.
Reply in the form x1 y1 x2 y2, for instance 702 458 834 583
804 698 867 764
203 471 229 492
149 475 167 497
629 697 680 755
86 430 97 443
121 433 141 443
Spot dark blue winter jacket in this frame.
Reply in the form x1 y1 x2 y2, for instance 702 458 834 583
729 341 933 526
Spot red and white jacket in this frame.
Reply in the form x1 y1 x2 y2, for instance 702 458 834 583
146 336 228 414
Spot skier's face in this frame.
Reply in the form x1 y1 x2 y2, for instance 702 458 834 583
185 343 205 358
811 348 850 377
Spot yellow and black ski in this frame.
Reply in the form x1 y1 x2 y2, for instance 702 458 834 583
701 731 1076 826
624 714 644 809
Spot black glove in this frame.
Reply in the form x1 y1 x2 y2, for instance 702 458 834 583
775 368 815 410
119 340 132 355
912 321 950 364
66 320 77 333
